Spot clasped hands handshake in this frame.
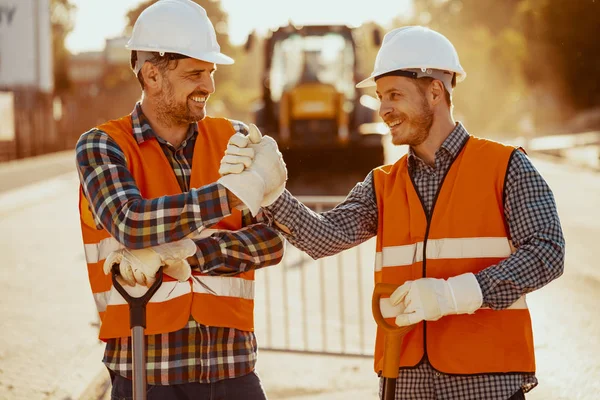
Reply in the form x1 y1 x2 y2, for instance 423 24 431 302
217 124 287 216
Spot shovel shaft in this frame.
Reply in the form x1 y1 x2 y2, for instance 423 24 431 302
382 377 397 400
112 268 164 400
132 326 147 400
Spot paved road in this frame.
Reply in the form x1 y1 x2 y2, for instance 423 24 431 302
0 149 597 399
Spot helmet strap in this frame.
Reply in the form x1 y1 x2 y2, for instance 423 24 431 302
375 68 454 94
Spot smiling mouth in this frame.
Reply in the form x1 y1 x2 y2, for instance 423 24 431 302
387 119 404 128
189 96 207 105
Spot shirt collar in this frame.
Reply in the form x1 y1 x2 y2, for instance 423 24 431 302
407 122 470 167
130 102 198 145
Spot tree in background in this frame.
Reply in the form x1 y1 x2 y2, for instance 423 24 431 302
397 0 529 135
395 0 600 135
520 0 600 128
51 0 76 94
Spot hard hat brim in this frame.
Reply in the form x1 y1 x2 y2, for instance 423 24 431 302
195 51 234 65
126 44 235 65
356 68 466 89
355 76 376 88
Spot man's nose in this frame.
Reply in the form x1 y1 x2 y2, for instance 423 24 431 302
379 101 392 119
199 76 215 95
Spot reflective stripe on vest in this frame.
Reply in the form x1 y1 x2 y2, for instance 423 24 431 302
85 237 123 264
192 275 254 299
93 274 254 313
94 280 191 312
85 229 222 264
375 237 513 271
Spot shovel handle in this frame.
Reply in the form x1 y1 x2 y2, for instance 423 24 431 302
372 283 412 333
372 283 413 379
111 267 164 329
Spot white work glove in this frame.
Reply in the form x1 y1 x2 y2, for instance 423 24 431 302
103 239 197 287
218 124 287 216
390 273 483 327
218 133 255 175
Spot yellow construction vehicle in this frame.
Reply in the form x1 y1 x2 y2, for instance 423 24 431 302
248 24 384 195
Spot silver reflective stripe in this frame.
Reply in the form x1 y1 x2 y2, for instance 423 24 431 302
93 281 192 313
93 291 111 313
84 237 122 263
192 275 254 300
375 237 512 271
425 237 512 261
85 229 227 264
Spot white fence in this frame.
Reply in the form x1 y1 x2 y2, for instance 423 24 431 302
254 196 377 357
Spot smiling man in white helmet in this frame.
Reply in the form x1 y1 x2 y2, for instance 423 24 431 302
220 25 565 399
75 0 287 399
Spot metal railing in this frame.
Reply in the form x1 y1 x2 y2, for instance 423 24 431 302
254 196 376 357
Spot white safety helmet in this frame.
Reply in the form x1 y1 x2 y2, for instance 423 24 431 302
126 0 234 66
356 26 466 92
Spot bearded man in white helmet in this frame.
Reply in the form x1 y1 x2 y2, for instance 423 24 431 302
75 0 287 398
221 26 565 399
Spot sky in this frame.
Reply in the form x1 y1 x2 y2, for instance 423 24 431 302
65 0 413 54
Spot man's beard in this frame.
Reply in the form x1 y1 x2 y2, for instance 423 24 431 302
154 77 204 127
392 95 434 147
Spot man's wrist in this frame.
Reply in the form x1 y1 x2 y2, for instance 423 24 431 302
226 189 243 209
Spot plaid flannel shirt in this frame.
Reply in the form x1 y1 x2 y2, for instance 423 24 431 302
76 103 284 384
264 123 565 400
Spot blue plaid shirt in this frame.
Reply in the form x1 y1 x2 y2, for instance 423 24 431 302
76 103 284 384
264 123 565 400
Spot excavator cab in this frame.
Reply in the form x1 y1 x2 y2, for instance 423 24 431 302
253 25 384 194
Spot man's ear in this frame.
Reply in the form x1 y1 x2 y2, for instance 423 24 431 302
429 80 446 106
141 62 162 90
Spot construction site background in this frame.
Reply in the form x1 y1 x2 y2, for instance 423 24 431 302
0 1 599 400
1 0 599 164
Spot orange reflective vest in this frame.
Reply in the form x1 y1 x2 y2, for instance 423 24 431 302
372 136 535 375
79 115 255 340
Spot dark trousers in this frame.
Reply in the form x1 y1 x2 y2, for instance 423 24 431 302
109 370 267 400
509 389 526 400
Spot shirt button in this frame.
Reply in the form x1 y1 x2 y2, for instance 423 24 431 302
435 372 441 377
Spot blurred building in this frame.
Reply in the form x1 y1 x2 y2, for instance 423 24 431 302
104 36 130 66
68 51 104 96
67 36 130 95
58 35 140 148
0 0 55 161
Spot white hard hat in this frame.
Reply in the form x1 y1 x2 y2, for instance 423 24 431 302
126 0 234 65
356 26 465 89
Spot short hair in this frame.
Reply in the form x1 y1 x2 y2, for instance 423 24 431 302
130 51 189 89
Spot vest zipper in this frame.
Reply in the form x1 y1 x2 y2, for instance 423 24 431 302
407 135 470 366
408 171 433 362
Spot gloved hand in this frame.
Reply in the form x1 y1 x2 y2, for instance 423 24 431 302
390 273 483 327
218 132 255 175
103 239 197 287
218 124 287 216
